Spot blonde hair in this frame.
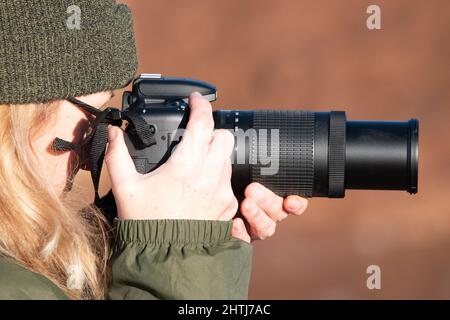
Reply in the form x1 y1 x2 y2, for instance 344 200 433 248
0 102 110 299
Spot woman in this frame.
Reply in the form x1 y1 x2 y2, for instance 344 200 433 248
0 0 308 299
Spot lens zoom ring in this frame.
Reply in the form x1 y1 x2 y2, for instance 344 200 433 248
251 110 315 197
328 111 346 197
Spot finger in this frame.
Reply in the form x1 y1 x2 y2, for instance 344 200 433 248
240 198 277 240
180 92 214 153
207 129 234 169
244 183 288 222
231 218 251 243
283 195 308 216
105 126 138 188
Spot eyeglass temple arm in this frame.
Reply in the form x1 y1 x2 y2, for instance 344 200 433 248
67 96 103 117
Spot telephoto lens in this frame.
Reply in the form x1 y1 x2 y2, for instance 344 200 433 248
213 110 419 198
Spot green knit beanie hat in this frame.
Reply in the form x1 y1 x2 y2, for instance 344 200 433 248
0 0 137 104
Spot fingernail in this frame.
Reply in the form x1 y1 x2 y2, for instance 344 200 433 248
191 91 202 97
108 126 117 142
288 197 303 211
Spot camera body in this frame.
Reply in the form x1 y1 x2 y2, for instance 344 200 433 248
122 74 217 175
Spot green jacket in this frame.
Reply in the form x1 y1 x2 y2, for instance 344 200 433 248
0 220 253 300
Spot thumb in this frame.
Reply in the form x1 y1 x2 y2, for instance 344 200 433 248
105 126 138 187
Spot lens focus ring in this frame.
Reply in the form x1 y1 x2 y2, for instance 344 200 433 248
251 110 315 197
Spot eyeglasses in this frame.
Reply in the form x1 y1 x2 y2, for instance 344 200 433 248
54 96 122 153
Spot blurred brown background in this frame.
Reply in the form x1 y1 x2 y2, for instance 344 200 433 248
76 0 450 299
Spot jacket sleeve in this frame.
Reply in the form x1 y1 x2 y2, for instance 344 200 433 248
0 256 69 300
107 219 253 300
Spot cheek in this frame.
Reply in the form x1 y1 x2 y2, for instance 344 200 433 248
43 152 75 192
30 103 91 195
32 134 80 194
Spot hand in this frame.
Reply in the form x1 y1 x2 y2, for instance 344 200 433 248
231 183 308 243
105 92 237 220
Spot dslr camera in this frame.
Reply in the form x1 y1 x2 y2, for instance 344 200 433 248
121 74 419 198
